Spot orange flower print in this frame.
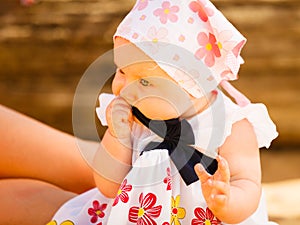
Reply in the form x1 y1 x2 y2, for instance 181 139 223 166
178 35 185 42
189 0 214 22
153 1 179 24
191 207 221 225
46 220 74 225
195 32 221 67
170 195 186 225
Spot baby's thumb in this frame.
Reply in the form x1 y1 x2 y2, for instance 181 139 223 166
194 163 210 184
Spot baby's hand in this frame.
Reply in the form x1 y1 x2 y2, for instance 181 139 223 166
195 156 230 215
106 97 133 147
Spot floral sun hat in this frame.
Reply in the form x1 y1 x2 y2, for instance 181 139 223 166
114 0 250 106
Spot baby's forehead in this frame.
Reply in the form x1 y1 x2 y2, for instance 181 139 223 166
113 38 153 68
113 39 168 76
120 61 173 82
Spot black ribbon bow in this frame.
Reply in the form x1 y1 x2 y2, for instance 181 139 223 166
132 106 218 186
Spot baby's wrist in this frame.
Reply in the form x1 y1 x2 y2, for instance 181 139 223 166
107 128 132 148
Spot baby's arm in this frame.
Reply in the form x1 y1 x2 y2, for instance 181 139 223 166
195 119 261 224
93 97 133 198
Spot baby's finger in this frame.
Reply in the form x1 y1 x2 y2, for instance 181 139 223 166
195 163 211 184
216 156 230 183
211 180 230 196
110 98 131 114
107 98 132 123
212 194 227 208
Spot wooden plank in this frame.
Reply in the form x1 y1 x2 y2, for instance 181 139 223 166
0 0 299 146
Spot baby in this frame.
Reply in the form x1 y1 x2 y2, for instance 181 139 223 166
48 1 278 224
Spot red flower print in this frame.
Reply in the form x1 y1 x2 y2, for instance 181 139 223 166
88 200 107 224
192 207 221 225
189 0 214 22
113 179 132 206
153 1 179 24
195 32 221 67
128 192 162 225
163 167 172 191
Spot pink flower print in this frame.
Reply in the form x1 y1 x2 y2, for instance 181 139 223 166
189 0 214 22
147 26 168 43
163 167 172 191
195 32 221 67
153 1 179 24
118 18 132 35
112 179 132 206
173 54 180 61
132 33 139 39
128 192 162 225
135 0 150 11
144 26 169 54
173 69 198 88
213 29 236 55
173 68 205 97
192 207 221 225
88 200 107 224
213 29 245 79
232 40 246 58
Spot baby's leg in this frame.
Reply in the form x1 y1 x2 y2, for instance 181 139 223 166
0 178 76 225
0 104 96 193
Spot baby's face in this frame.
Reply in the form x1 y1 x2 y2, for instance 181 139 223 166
113 37 195 120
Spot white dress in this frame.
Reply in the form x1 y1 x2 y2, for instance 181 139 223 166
48 90 278 225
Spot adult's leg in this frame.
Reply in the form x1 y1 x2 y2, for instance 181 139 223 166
0 178 76 225
0 104 96 193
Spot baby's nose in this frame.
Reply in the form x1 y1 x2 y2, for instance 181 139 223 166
112 70 125 96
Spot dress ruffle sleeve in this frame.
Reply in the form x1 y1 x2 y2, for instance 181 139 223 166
223 95 278 149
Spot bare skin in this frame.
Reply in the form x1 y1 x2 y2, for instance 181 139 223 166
93 37 262 224
0 179 76 225
0 105 96 224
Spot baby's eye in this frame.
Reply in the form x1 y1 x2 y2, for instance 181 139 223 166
117 68 125 74
139 78 150 86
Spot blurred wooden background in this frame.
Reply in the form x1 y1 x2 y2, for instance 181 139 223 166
1 0 299 147
0 0 299 224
